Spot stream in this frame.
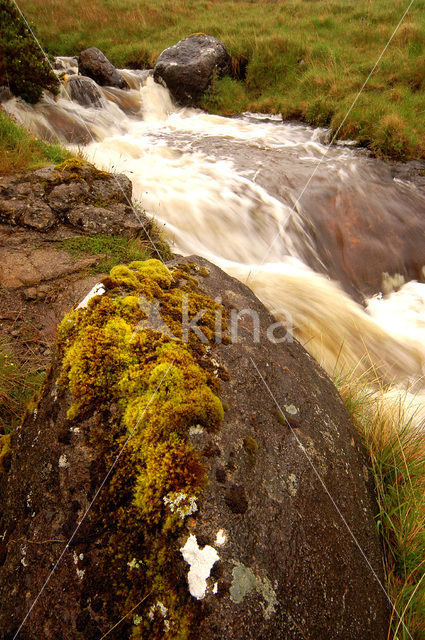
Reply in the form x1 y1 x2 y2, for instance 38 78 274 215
4 61 425 416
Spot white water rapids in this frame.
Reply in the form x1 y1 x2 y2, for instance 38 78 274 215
4 63 425 423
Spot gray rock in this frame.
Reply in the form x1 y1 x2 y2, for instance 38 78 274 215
67 203 142 235
20 201 56 231
154 34 232 106
66 75 104 108
78 47 130 90
90 174 132 204
48 182 90 213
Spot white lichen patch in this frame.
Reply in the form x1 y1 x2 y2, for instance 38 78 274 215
148 601 170 632
180 534 220 600
20 545 28 567
58 454 69 468
33 408 38 421
213 582 218 594
284 404 298 415
76 283 105 310
189 424 205 436
215 529 227 546
73 550 85 579
163 491 198 519
287 473 298 497
51 381 58 402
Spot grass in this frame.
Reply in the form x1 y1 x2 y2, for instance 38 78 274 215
0 338 45 433
336 368 425 640
14 0 425 159
61 230 171 273
0 108 68 173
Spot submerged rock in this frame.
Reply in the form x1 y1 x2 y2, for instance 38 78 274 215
0 257 389 639
66 75 104 108
78 47 130 90
153 35 232 106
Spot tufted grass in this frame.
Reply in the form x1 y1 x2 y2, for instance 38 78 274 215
15 0 425 160
336 367 425 640
61 228 171 274
0 338 45 433
0 109 68 174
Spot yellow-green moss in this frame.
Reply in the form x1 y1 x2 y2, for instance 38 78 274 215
54 156 111 180
0 433 11 473
57 259 228 639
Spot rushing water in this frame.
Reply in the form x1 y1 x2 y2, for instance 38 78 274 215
4 62 425 416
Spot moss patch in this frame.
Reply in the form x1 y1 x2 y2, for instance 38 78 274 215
0 433 11 473
57 259 227 639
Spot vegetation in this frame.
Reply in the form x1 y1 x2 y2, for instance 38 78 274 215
61 231 172 273
0 338 45 434
15 0 425 159
57 259 226 638
336 369 425 640
0 109 68 173
0 0 59 103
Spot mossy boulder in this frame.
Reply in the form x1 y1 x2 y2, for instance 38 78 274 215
0 257 389 639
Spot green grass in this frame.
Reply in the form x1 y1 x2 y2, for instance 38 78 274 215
0 109 68 173
61 231 171 273
336 369 425 640
0 339 45 433
16 0 425 159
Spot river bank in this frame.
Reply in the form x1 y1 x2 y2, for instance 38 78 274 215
17 0 425 160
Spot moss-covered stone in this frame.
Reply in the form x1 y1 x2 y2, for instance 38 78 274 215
57 259 227 639
0 433 11 474
54 157 111 182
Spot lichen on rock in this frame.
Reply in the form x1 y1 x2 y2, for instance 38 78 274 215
56 258 226 638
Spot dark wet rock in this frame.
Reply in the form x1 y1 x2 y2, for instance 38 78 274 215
300 182 425 298
0 85 13 101
66 75 104 108
154 35 232 106
0 257 389 639
78 47 130 90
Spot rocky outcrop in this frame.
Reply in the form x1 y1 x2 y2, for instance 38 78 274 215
0 158 162 372
66 75 104 108
78 47 130 90
0 158 143 235
153 35 232 106
0 256 389 639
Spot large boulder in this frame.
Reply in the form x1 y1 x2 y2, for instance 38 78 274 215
153 35 232 106
78 47 130 90
0 257 389 639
